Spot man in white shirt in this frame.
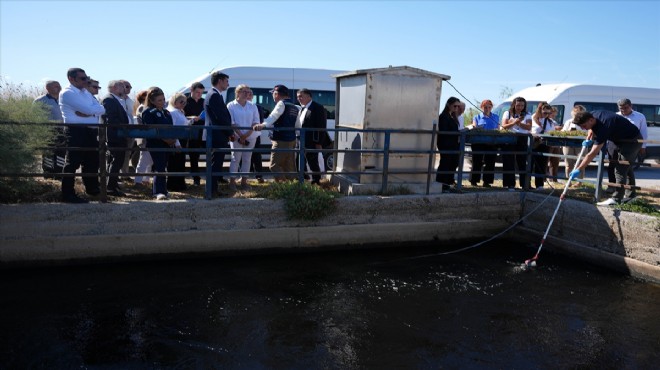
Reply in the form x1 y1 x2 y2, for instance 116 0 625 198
59 67 106 203
617 98 648 157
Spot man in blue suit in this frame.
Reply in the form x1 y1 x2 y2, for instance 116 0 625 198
101 80 129 196
297 88 329 184
204 72 235 195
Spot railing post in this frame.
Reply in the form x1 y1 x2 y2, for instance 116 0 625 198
298 129 306 184
524 134 533 191
98 123 108 203
426 122 438 195
204 125 213 199
595 149 605 202
381 131 390 194
456 130 466 191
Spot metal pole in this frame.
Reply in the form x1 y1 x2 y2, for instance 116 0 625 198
381 131 391 194
298 130 306 184
456 130 465 191
98 123 108 203
426 122 438 195
595 149 605 202
204 125 213 199
523 135 533 192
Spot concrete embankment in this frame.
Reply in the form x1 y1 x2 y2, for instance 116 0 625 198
0 193 658 282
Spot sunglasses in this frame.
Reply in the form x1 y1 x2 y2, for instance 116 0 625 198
77 76 89 81
90 86 100 89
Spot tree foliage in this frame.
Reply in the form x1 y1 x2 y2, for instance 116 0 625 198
0 77 58 195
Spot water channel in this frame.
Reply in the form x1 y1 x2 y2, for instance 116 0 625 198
1 242 658 369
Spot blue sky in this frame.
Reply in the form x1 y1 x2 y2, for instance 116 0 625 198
1 0 659 106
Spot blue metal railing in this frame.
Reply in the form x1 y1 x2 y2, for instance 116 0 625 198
1 121 656 202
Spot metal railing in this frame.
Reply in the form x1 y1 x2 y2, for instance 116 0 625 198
1 121 657 202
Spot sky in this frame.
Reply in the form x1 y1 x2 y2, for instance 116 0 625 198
1 0 659 107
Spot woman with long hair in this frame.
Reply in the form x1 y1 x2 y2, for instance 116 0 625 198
142 87 175 200
500 96 532 190
530 102 556 189
166 93 189 191
436 97 462 191
133 90 152 186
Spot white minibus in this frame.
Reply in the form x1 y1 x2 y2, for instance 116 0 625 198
494 83 660 127
178 66 345 170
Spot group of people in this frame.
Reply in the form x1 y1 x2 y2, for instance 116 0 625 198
33 68 647 205
33 68 330 203
435 96 647 206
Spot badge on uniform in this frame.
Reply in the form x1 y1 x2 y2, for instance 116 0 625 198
157 112 162 117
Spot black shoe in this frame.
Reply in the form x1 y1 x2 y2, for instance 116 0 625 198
219 178 228 184
86 189 100 196
470 182 479 187
193 178 201 186
108 189 127 197
63 194 89 204
483 183 492 188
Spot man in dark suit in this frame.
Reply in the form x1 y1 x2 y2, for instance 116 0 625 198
296 88 328 184
101 80 129 196
204 72 235 194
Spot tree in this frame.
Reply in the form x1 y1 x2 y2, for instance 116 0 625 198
499 86 514 101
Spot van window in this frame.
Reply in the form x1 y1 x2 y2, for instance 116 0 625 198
636 104 660 126
574 101 618 113
227 87 336 120
493 101 566 125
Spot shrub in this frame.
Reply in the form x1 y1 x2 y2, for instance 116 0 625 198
0 77 58 198
266 181 337 220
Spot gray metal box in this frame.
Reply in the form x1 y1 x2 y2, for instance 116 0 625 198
334 66 450 183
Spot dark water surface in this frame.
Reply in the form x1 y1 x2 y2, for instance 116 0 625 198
1 243 659 369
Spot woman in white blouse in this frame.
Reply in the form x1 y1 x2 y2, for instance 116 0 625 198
227 84 260 191
500 96 533 190
166 93 190 191
562 105 587 184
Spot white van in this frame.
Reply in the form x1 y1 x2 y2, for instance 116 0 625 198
494 83 660 127
178 66 345 170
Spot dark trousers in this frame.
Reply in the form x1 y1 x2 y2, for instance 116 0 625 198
502 136 528 188
187 139 203 182
612 136 642 200
531 143 549 188
107 141 126 191
61 126 100 196
305 147 322 183
211 144 229 189
607 147 638 189
150 149 168 196
436 150 459 188
167 151 187 191
470 143 496 185
250 136 263 178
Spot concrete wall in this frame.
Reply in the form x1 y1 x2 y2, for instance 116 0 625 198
1 193 658 282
